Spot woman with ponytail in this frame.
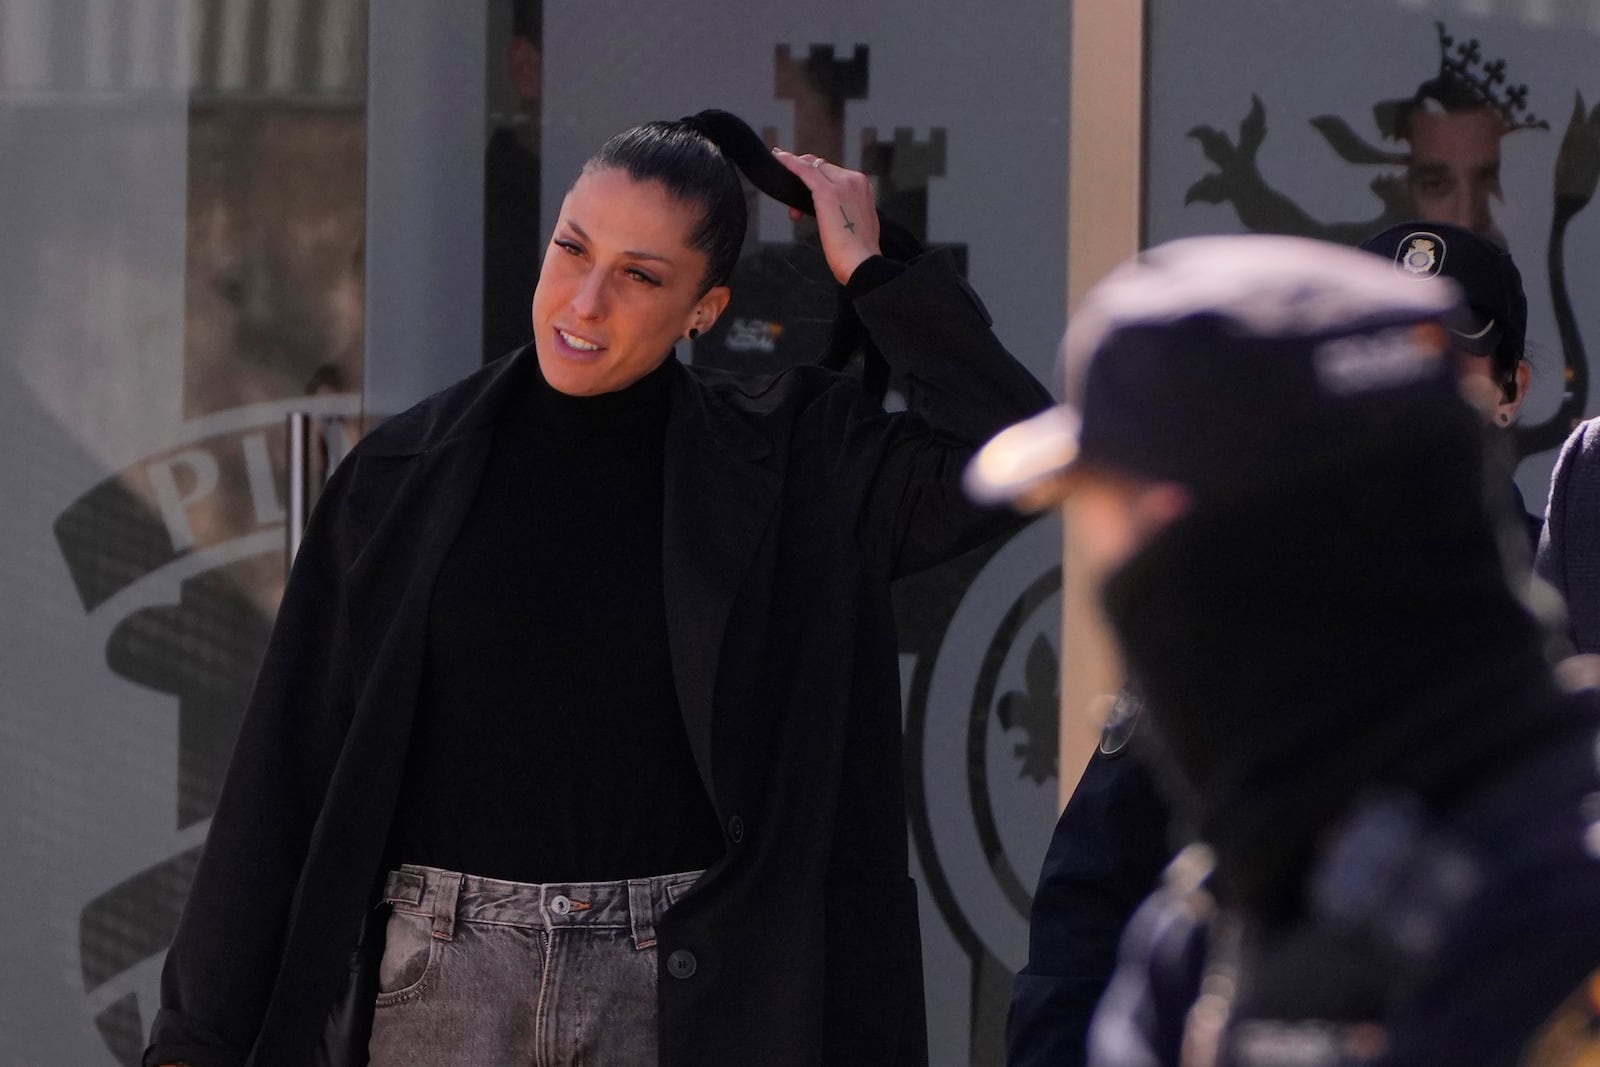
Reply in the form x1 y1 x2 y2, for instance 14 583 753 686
147 111 1050 1067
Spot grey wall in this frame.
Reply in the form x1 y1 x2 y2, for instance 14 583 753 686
363 4 488 416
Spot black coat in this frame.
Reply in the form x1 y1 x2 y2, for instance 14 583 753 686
145 250 1052 1067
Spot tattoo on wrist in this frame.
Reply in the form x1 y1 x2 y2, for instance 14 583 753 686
840 205 857 234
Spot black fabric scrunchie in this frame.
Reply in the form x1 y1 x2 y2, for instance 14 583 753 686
681 108 925 401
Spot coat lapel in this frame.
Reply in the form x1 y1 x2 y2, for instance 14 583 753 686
342 433 491 696
662 368 781 805
342 350 533 698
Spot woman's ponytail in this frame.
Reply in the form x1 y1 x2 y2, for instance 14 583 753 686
683 108 924 402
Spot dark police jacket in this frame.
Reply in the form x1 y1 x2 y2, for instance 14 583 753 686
144 250 1052 1067
1089 689 1600 1067
1008 725 1175 1067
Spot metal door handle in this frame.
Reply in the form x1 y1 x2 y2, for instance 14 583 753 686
286 411 312 567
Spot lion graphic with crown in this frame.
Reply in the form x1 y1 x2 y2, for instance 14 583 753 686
1186 21 1600 457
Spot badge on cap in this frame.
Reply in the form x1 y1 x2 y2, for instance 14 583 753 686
1396 232 1445 278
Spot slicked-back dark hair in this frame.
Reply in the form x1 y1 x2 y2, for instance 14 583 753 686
584 110 927 400
585 121 747 293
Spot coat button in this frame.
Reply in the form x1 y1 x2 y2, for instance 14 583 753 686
666 949 698 980
727 815 745 844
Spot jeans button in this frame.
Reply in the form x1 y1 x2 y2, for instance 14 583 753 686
549 894 571 916
666 948 698 980
727 815 745 844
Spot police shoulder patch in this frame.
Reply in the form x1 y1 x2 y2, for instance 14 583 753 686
1098 689 1143 756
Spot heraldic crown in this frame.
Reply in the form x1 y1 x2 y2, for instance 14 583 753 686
1429 20 1548 132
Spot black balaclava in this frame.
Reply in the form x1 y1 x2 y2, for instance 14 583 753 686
1099 409 1558 921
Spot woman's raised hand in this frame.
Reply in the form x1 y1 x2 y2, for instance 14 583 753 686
772 148 883 287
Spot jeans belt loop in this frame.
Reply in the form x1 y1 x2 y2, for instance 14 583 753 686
431 871 463 941
628 879 656 950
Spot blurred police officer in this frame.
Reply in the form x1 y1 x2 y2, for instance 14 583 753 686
1007 220 1549 1067
970 234 1600 1067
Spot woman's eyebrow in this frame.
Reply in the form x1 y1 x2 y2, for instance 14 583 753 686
566 220 676 264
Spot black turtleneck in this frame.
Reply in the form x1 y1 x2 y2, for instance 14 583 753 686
395 354 726 883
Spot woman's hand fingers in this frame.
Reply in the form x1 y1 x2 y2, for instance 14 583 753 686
773 148 882 286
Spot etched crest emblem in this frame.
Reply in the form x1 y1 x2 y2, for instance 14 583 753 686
909 518 1063 973
1398 233 1444 277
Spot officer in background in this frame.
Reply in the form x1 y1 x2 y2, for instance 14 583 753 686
971 234 1600 1067
1358 220 1540 551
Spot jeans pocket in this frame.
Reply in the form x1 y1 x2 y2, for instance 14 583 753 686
373 908 439 1007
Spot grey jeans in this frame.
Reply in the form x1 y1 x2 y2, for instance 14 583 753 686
367 863 704 1067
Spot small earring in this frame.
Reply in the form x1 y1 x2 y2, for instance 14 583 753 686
1498 412 1511 425
688 327 700 340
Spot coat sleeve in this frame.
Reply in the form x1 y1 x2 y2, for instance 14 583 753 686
144 457 362 1067
846 248 1055 578
1537 417 1600 655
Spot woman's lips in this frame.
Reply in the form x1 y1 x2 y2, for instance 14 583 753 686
553 327 606 363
